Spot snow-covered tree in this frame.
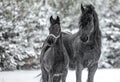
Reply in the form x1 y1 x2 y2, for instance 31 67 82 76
0 0 120 71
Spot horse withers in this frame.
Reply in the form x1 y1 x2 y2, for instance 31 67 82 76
40 16 69 82
62 4 101 82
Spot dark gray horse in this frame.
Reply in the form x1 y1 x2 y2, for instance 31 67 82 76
62 4 101 82
40 16 69 82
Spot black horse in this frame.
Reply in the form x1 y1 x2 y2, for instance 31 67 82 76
40 16 69 82
62 4 101 82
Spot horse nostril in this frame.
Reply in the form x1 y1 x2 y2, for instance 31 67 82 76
80 36 88 42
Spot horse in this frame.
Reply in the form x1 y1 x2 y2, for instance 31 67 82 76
40 16 69 82
62 4 101 82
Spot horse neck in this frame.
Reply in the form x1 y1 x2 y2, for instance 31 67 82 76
52 34 65 63
54 34 63 50
51 34 65 60
89 27 101 48
92 10 101 47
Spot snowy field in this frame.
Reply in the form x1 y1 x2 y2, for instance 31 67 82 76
0 69 120 82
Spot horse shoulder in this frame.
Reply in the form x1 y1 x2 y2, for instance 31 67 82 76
40 41 50 64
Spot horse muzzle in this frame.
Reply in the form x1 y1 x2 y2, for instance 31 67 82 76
47 34 60 46
80 35 88 42
47 36 56 45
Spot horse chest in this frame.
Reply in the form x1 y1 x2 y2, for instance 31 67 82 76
81 42 95 50
52 53 66 74
54 51 65 63
43 47 66 71
80 48 100 67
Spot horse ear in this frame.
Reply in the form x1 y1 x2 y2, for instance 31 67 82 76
89 4 95 10
56 16 60 24
81 4 85 13
50 16 54 24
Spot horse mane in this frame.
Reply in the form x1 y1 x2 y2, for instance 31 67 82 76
91 5 101 48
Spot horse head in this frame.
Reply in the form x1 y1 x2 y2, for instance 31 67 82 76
47 16 61 46
79 4 95 43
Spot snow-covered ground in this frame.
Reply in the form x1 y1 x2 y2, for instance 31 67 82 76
0 69 120 82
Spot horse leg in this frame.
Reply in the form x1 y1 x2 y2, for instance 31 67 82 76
87 63 98 82
41 68 48 82
62 68 68 82
53 76 61 82
76 61 83 82
48 73 53 82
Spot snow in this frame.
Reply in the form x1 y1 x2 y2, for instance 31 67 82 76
0 69 120 82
